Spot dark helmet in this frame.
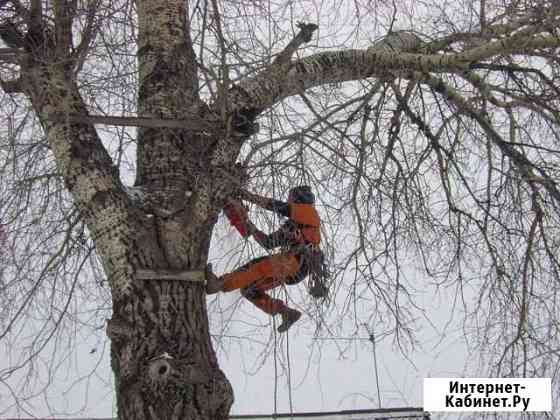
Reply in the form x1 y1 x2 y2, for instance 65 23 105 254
288 185 315 204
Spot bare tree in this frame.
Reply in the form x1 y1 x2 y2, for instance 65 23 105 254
1 0 560 417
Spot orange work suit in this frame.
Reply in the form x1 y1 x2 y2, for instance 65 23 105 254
221 202 321 315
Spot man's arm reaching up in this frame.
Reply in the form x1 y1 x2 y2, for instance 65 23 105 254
240 189 290 217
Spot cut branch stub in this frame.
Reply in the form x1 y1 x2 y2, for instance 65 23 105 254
222 22 319 136
297 22 319 42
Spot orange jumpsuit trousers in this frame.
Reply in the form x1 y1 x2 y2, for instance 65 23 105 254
222 253 306 314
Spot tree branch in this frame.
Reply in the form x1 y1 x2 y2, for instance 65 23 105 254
19 56 143 298
70 0 100 75
214 22 318 136
422 73 560 207
273 22 318 66
227 28 559 117
53 0 76 58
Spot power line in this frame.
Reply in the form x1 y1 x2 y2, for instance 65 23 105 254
368 329 382 410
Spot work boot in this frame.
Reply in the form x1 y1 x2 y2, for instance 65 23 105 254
277 307 302 333
205 264 224 294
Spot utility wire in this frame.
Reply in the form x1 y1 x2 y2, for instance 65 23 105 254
364 323 382 409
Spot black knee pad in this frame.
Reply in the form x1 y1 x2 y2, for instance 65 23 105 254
241 283 260 300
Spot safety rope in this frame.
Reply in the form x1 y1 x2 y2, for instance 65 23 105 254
265 5 281 418
286 326 294 414
273 321 279 418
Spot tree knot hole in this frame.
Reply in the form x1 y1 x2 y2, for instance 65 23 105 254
148 358 173 382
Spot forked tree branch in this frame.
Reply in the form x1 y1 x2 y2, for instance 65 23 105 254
228 27 560 117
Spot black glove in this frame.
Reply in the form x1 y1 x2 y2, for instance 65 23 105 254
309 281 329 299
245 219 258 235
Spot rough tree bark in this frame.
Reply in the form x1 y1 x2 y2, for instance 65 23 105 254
14 0 240 417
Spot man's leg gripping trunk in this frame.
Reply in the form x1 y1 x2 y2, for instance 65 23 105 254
222 254 300 314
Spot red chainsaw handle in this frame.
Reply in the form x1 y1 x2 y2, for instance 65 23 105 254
224 200 249 237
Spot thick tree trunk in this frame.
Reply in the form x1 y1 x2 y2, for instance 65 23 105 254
15 0 238 416
22 54 236 414
107 0 237 415
107 240 233 419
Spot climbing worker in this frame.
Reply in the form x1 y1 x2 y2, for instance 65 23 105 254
206 186 328 333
